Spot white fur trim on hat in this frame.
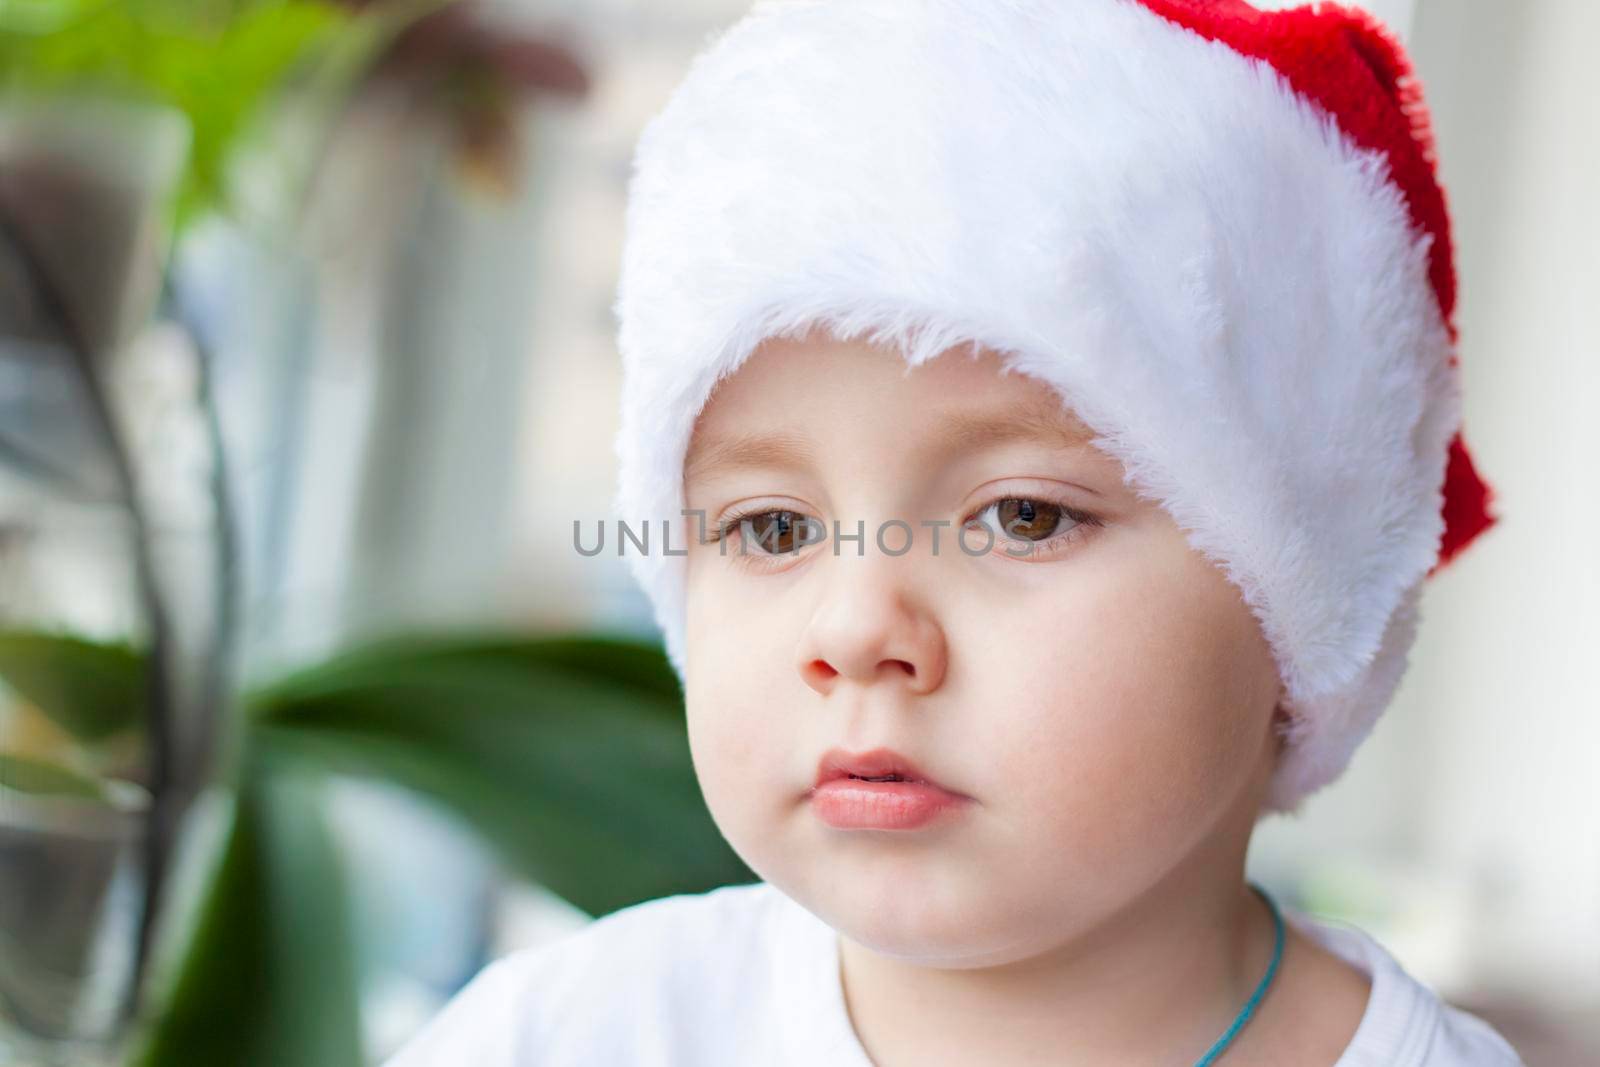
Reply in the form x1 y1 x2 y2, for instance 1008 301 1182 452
610 0 1463 817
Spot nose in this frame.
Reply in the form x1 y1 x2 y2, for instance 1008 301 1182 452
795 563 948 697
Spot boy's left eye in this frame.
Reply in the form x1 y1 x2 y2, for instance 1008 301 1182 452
971 498 1070 541
964 496 1103 557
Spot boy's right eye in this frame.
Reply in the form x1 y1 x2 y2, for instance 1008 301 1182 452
718 509 807 555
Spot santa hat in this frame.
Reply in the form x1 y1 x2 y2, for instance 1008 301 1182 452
609 0 1499 816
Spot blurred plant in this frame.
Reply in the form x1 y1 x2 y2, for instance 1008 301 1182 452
0 0 359 228
0 4 717 1065
0 629 749 1065
0 131 188 1060
344 0 589 196
0 0 592 222
0 630 145 748
247 635 745 918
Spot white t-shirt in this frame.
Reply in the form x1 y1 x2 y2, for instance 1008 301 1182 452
380 881 1524 1066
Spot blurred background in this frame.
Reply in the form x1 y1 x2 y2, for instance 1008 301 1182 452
0 0 1592 1064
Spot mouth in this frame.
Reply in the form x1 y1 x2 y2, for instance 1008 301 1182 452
807 747 970 831
812 747 941 787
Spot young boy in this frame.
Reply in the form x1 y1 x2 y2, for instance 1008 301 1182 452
385 1 1520 1064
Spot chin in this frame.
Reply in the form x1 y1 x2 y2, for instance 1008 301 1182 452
839 903 1045 969
778 855 1041 968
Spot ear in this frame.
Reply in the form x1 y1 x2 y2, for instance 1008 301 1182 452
1269 694 1292 751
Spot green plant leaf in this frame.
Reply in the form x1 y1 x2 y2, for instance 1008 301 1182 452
0 0 351 227
126 749 363 1067
0 629 146 743
0 750 107 798
249 632 753 918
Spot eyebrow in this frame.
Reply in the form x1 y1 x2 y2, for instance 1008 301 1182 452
939 400 1098 454
684 427 819 484
684 398 1100 485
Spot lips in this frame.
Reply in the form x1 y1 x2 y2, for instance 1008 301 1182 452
808 747 969 831
812 747 948 789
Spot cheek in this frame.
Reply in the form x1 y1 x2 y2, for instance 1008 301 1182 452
683 575 799 865
962 556 1272 876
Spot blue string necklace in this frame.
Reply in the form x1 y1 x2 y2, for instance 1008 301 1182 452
1192 881 1286 1066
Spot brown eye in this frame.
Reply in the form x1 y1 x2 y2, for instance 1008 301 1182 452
1002 498 1060 540
739 510 804 554
973 498 1069 542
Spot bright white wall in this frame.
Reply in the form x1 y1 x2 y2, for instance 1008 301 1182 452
1257 0 1600 1010
1402 0 1600 1005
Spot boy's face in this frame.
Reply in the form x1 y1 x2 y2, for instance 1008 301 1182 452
682 332 1285 966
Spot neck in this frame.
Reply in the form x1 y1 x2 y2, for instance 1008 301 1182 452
836 827 1278 1065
